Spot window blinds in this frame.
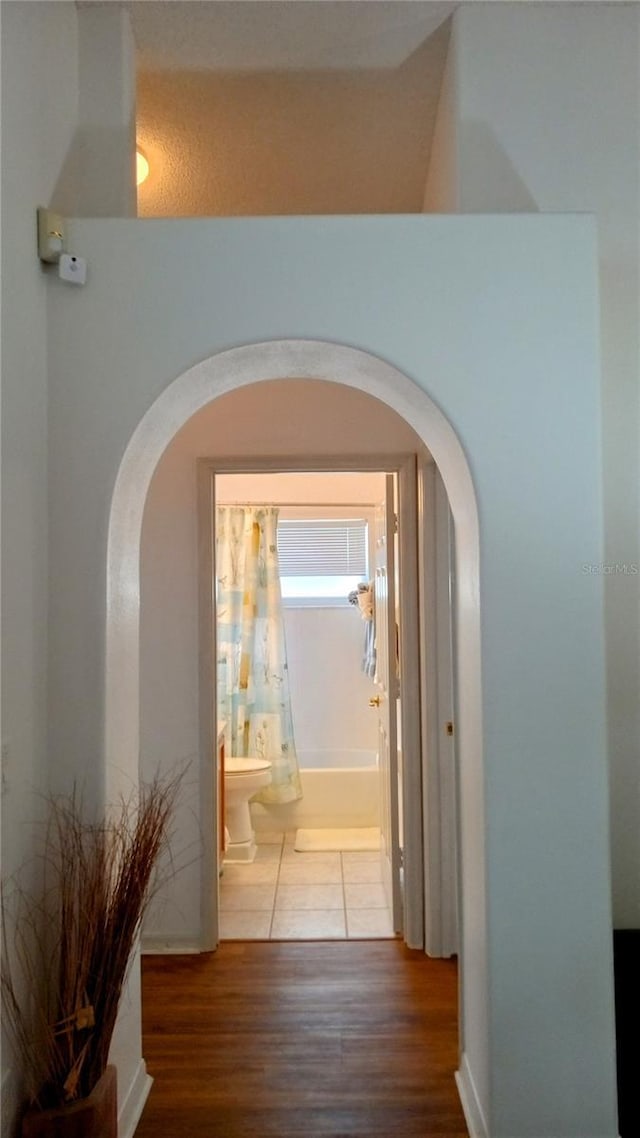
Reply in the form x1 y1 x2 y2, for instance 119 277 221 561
277 518 368 577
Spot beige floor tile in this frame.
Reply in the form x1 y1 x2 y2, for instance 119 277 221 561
219 883 276 912
253 831 285 845
344 882 387 909
219 910 272 939
341 858 382 884
346 908 395 938
341 851 381 865
221 861 279 885
271 909 346 939
281 846 342 865
254 843 283 861
278 859 342 885
275 883 344 910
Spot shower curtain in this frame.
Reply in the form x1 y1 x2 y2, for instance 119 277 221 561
216 505 302 804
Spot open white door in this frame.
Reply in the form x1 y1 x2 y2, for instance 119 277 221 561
434 470 459 957
418 460 459 957
373 476 403 932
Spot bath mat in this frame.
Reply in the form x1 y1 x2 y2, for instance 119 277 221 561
294 827 381 852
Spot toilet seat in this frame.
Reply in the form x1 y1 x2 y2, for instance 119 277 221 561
225 756 271 775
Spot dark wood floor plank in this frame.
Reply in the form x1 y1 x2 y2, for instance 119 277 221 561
135 940 468 1138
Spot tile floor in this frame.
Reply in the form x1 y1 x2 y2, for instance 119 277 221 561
219 831 396 940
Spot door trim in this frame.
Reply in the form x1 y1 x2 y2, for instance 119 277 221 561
198 452 425 951
418 459 459 957
396 458 424 949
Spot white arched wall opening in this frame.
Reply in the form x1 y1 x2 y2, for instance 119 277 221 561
105 339 485 1122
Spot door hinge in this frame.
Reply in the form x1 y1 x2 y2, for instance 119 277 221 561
393 513 399 534
445 721 454 737
399 847 404 868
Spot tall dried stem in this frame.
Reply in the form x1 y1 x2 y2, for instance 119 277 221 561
1 773 182 1109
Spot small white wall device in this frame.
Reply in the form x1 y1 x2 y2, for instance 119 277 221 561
58 253 87 286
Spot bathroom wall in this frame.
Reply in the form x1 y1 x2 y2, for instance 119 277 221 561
284 607 377 755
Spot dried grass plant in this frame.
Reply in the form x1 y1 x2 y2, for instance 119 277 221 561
1 773 182 1111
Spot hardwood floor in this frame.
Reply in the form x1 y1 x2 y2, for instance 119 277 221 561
135 940 468 1137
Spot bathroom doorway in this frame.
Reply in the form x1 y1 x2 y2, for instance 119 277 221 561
198 453 437 951
212 468 398 941
138 376 459 961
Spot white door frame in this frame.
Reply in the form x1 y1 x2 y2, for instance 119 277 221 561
198 452 425 950
418 460 459 957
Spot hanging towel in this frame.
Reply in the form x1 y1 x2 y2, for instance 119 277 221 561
348 582 376 677
362 616 377 678
357 587 374 622
357 583 376 677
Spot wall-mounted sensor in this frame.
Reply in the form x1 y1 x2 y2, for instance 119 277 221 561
37 207 65 263
58 253 87 285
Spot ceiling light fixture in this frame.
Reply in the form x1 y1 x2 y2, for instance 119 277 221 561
136 149 149 187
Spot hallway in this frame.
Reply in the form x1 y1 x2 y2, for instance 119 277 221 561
136 941 468 1137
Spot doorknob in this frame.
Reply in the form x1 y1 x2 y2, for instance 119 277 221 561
369 696 381 707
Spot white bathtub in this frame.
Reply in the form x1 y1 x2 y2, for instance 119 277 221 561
251 748 379 834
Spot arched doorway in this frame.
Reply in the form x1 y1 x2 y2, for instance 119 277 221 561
106 339 484 1115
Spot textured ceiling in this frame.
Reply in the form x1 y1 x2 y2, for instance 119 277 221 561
132 1 455 216
129 1 456 72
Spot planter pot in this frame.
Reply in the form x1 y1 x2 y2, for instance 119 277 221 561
22 1065 117 1138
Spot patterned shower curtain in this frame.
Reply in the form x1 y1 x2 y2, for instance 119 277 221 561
216 505 302 804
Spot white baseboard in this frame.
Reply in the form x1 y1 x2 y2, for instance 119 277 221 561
142 934 202 954
454 1053 622 1138
118 1058 153 1138
455 1052 488 1138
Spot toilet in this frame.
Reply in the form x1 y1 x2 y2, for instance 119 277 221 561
223 757 272 862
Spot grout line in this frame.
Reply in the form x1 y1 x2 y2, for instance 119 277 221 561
268 834 285 940
340 852 350 939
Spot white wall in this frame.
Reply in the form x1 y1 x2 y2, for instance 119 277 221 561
136 24 449 217
0 3 79 1128
140 393 419 940
453 0 640 934
215 469 385 506
284 608 378 755
1 0 78 854
422 17 457 212
75 3 136 217
3 6 632 1135
0 7 138 1127
46 213 616 1137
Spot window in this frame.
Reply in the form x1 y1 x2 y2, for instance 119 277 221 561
277 513 370 606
